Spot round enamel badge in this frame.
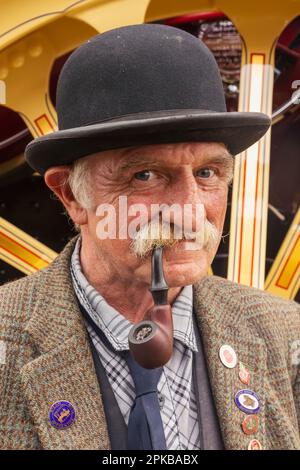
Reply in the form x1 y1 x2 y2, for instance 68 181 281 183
234 389 260 414
219 344 237 369
49 400 76 429
242 415 259 435
248 439 263 450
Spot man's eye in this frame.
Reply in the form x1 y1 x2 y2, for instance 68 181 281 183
196 168 215 178
134 170 152 181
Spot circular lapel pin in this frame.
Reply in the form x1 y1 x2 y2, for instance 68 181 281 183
248 439 263 450
239 362 251 385
235 389 260 414
219 344 237 369
242 415 259 435
49 400 76 429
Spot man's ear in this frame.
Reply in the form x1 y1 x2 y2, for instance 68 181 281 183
44 166 88 226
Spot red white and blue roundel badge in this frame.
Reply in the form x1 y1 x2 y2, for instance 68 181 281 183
219 344 237 369
49 401 76 429
234 389 260 414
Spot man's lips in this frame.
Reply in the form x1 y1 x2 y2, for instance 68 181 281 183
142 239 204 259
162 239 203 254
174 240 203 251
163 241 205 264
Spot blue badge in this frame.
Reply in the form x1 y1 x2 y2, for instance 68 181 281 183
49 400 76 429
234 389 260 414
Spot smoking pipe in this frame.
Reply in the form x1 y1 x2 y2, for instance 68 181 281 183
128 246 173 369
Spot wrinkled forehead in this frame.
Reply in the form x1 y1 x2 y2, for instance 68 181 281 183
86 141 232 171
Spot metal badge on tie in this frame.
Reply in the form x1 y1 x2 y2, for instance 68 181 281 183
219 344 237 369
49 400 76 429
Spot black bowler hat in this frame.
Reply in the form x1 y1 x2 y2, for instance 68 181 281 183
25 24 271 175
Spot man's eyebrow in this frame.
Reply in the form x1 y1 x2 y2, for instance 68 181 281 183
119 159 161 171
200 153 234 169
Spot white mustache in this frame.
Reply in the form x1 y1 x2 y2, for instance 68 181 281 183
130 218 220 258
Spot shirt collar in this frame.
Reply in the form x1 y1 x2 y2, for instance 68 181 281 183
70 236 198 352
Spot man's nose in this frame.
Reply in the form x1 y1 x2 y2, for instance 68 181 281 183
166 173 206 234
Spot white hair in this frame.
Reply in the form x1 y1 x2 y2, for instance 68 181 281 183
65 154 94 232
68 155 94 210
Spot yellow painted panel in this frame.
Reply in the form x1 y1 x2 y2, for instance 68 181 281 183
0 217 57 274
35 114 55 135
276 237 299 290
265 209 300 300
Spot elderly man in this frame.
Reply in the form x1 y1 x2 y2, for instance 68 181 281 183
0 24 299 451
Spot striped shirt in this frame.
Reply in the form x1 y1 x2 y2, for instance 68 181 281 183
70 236 201 450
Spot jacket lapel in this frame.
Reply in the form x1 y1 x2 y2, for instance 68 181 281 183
193 278 268 450
20 235 111 450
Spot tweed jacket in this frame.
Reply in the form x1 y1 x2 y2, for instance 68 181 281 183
0 234 299 450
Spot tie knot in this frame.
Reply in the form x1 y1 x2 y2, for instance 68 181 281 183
121 350 163 396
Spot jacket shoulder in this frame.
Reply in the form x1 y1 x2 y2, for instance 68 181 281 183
195 274 300 343
0 268 48 328
0 234 79 329
197 275 300 320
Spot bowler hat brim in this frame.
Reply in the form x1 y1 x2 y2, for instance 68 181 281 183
25 109 271 175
